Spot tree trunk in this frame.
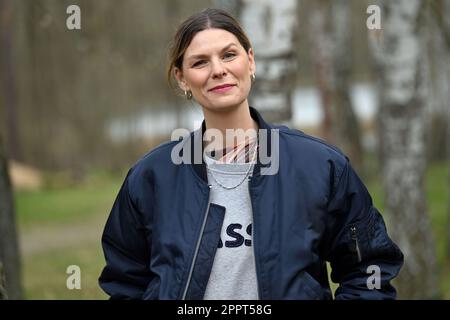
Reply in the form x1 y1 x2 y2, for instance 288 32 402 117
0 134 22 299
308 0 363 174
369 0 439 299
0 261 7 299
330 0 363 174
240 0 297 123
425 0 450 163
165 0 183 129
309 0 333 142
0 0 21 161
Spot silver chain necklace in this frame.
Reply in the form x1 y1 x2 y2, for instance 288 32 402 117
205 144 258 190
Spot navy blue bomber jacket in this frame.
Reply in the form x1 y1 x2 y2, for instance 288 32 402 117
99 107 404 300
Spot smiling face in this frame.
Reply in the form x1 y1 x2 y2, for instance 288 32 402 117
175 28 256 114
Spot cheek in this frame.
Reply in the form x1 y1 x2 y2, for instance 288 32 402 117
237 67 251 86
234 60 251 82
186 71 209 91
241 78 252 95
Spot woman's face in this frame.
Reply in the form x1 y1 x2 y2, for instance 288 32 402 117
175 28 255 113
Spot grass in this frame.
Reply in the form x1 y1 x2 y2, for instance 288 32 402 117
365 162 449 264
22 242 109 299
15 170 123 299
365 161 450 298
15 162 450 299
427 163 449 266
15 171 123 229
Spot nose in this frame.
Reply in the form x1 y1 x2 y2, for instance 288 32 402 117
211 57 227 79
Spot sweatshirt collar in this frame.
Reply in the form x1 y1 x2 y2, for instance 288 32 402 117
192 106 273 183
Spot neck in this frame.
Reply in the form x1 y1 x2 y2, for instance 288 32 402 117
202 102 258 150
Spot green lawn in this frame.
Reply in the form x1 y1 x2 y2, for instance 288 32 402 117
16 171 123 299
15 162 449 299
366 161 450 298
22 243 109 299
15 171 123 228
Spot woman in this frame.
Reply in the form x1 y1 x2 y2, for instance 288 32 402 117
99 8 403 300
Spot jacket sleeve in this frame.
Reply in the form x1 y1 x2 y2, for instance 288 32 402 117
98 168 154 299
324 159 404 300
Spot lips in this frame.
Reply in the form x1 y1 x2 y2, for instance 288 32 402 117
209 84 236 92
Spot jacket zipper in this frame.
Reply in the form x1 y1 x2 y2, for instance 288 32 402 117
249 177 263 300
350 226 362 262
181 185 212 300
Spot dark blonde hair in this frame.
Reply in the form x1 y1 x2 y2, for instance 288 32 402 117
166 8 252 90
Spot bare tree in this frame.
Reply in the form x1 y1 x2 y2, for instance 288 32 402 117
309 0 363 173
0 0 21 161
0 262 7 299
309 0 334 142
165 0 183 129
0 134 22 299
0 0 22 300
240 0 297 123
425 1 450 163
369 0 439 299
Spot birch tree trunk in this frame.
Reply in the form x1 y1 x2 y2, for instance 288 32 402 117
240 0 297 123
369 0 439 299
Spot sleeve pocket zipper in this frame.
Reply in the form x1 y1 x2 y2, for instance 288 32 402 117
350 226 362 262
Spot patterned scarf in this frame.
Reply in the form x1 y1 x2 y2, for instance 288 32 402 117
205 136 258 164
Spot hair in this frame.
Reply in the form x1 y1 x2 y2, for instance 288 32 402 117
166 8 252 90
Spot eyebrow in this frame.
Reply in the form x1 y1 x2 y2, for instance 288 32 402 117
186 43 238 60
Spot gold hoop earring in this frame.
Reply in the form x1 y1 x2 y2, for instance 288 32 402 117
184 90 193 100
251 73 256 82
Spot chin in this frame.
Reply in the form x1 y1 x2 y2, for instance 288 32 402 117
204 98 246 113
205 103 240 114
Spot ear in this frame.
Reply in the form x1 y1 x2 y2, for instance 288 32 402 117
174 67 189 91
247 47 256 76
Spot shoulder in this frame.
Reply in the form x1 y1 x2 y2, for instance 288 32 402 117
271 124 353 194
277 125 348 166
135 139 179 169
125 138 180 191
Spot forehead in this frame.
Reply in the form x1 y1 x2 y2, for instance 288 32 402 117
185 28 242 57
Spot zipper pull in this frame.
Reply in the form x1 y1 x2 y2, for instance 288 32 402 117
350 226 362 262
